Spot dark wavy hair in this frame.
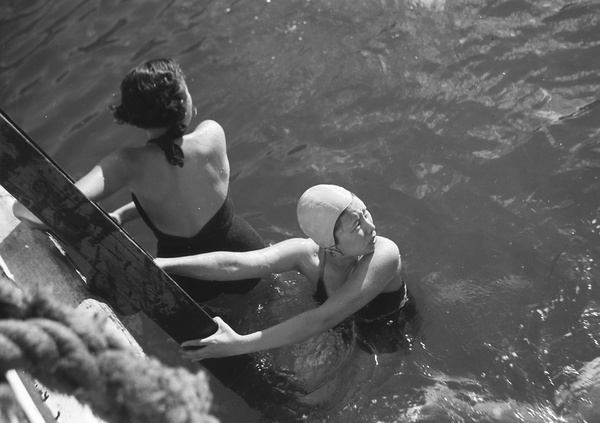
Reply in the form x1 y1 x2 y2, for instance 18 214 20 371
109 58 187 129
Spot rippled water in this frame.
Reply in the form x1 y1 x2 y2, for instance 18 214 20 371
1 0 600 421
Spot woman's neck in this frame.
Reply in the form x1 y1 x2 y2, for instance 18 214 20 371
145 127 168 140
326 250 359 271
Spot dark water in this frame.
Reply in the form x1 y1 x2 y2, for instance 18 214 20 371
2 0 600 421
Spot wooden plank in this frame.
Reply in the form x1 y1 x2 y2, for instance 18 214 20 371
0 108 217 343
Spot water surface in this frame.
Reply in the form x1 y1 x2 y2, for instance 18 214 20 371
1 0 599 421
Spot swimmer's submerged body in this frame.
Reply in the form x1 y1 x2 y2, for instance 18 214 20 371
313 247 416 353
156 184 419 359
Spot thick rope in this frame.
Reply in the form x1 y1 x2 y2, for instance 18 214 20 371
0 276 217 423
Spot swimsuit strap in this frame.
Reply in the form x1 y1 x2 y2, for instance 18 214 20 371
318 248 326 281
314 248 328 304
147 123 186 167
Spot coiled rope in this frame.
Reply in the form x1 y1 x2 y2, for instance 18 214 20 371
0 276 217 423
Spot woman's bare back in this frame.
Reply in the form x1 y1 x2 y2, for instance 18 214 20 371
129 120 230 237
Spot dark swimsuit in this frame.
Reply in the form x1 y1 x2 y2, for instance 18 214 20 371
133 135 266 303
313 249 412 353
133 193 265 303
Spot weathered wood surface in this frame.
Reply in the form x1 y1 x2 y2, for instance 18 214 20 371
0 108 217 342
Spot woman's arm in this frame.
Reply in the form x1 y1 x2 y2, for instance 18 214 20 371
13 149 135 228
75 149 135 202
182 304 344 359
156 238 317 281
109 201 140 226
183 297 361 358
180 238 401 359
12 148 137 228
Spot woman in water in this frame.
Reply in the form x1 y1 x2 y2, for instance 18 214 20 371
13 58 265 303
156 184 416 358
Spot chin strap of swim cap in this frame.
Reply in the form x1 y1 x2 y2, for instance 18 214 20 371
325 245 345 256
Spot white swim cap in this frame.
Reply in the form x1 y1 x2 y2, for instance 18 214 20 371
297 184 353 248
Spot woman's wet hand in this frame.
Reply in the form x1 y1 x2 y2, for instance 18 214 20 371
180 317 245 360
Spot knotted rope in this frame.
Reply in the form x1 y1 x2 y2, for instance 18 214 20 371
0 276 217 423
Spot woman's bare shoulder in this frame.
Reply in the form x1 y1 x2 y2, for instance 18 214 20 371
192 120 225 138
187 120 226 154
374 236 399 253
276 238 320 274
371 236 401 266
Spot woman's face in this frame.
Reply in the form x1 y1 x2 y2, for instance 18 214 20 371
334 197 377 256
